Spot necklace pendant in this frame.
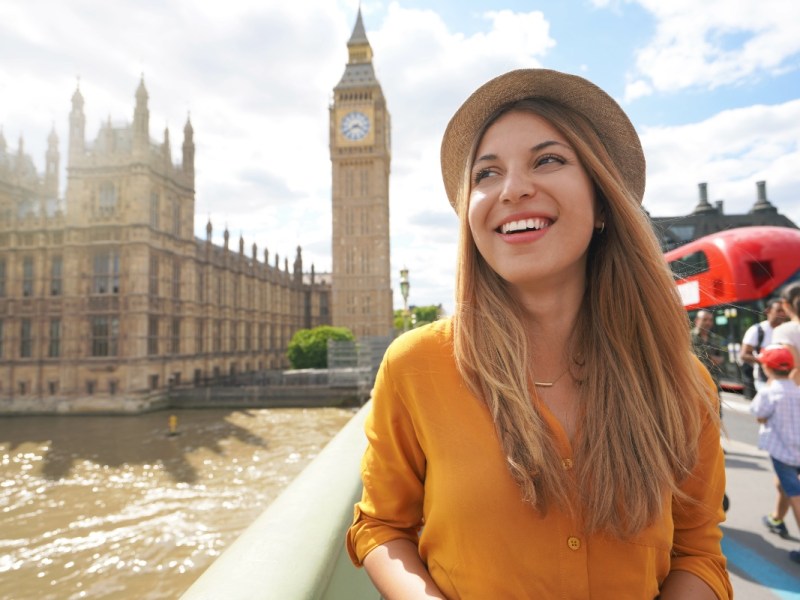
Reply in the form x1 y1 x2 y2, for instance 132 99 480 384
534 381 554 388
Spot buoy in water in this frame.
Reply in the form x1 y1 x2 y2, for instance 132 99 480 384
167 414 179 437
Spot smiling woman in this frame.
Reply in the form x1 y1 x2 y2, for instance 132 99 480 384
467 109 599 295
345 68 733 600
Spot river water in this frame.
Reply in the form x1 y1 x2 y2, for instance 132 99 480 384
0 407 357 600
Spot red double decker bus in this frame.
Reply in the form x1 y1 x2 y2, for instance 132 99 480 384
664 226 800 389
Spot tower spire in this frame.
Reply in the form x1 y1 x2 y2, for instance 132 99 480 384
182 113 195 182
69 79 86 164
348 6 368 46
133 75 150 153
336 9 377 90
346 6 373 65
163 125 171 166
45 124 59 197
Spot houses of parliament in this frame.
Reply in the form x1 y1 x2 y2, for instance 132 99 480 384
0 10 394 410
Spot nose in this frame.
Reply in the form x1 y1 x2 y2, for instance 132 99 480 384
500 168 536 203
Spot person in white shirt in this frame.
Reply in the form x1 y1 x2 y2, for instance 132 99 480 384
760 283 800 543
741 299 787 397
773 282 800 386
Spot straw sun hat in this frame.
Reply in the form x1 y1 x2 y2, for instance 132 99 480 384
440 68 645 211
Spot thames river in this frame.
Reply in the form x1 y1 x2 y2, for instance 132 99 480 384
0 406 357 600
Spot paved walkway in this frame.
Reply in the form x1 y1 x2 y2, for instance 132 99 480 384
720 392 800 599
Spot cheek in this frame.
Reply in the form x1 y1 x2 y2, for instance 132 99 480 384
467 192 486 243
572 182 600 232
591 199 600 227
568 191 597 230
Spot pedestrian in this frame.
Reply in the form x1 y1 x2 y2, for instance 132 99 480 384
741 299 791 535
691 309 727 394
763 282 800 538
741 299 788 399
346 68 731 599
749 344 800 563
773 282 800 386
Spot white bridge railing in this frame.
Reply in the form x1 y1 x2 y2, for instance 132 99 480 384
181 403 379 600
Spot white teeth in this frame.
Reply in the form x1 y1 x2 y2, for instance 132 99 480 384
501 218 549 234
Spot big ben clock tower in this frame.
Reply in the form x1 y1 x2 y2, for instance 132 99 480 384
330 9 393 339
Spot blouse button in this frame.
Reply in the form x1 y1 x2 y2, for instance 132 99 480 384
562 458 573 470
567 536 581 551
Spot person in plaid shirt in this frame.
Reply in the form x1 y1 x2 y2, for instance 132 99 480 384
750 344 800 564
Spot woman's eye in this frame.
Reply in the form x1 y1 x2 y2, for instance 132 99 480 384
473 168 494 184
536 154 565 167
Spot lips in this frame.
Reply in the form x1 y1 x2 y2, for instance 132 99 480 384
497 217 552 234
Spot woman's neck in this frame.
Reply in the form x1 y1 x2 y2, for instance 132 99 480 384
511 279 585 368
513 272 583 318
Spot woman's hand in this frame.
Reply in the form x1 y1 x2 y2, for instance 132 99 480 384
362 538 447 599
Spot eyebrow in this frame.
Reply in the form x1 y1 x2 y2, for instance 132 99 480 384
474 140 570 165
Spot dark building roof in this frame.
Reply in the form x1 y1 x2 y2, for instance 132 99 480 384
650 180 797 252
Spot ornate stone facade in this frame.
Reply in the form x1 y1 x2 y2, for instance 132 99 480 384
0 79 330 408
329 9 394 339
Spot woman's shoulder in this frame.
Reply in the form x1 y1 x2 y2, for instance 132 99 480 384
385 318 454 363
690 354 716 386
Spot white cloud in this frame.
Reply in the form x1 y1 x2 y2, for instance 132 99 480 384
369 4 556 311
628 0 800 92
0 1 560 314
624 79 653 101
0 0 352 276
643 98 800 225
3 0 798 317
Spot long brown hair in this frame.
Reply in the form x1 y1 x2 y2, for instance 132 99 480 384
453 99 718 537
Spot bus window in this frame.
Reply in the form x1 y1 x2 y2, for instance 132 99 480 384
748 260 773 288
669 250 709 280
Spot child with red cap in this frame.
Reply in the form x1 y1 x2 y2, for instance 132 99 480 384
750 344 800 563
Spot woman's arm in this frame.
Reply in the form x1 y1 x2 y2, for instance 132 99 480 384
659 570 717 599
362 539 447 600
668 366 733 599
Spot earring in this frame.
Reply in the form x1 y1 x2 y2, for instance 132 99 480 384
596 221 605 234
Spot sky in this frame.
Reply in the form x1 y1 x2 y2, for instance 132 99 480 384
2 0 799 315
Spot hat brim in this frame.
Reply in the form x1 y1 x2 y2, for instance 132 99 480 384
440 68 645 211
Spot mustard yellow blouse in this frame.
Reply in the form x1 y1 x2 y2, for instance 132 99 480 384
347 319 732 599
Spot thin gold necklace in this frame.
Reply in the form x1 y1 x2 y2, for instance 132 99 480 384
533 367 570 388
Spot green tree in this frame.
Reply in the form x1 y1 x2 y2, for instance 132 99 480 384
393 309 405 331
413 305 441 326
393 304 443 331
286 326 355 369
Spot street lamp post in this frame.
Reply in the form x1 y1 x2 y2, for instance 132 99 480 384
400 267 410 332
723 306 739 369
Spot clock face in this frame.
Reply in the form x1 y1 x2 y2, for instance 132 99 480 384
341 111 370 141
